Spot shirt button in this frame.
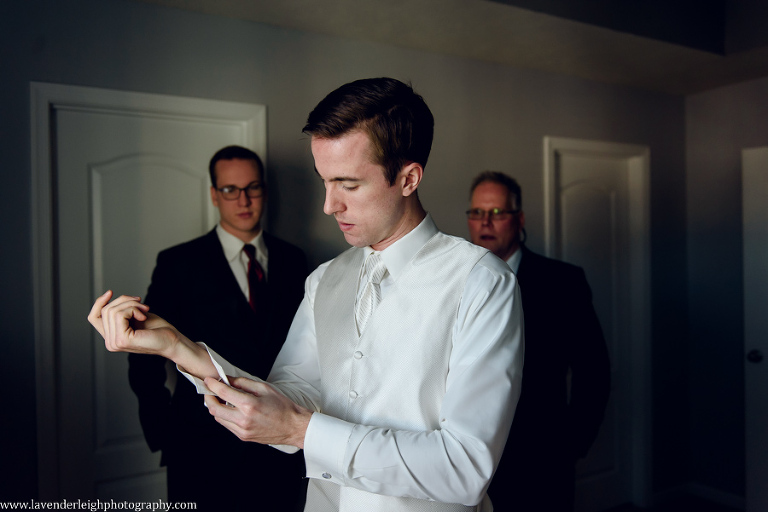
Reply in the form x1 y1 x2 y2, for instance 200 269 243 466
322 472 332 479
349 390 358 399
354 351 363 359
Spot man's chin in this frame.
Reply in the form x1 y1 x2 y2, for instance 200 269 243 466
238 223 261 234
343 233 367 248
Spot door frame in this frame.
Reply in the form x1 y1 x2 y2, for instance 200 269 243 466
543 136 653 507
30 82 267 498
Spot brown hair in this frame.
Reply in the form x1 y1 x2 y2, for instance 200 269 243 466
209 145 264 188
303 77 434 186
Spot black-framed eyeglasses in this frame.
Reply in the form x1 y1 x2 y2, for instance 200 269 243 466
216 181 264 201
465 208 519 221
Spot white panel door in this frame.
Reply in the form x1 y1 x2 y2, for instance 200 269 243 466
31 83 266 500
544 137 652 511
742 147 768 512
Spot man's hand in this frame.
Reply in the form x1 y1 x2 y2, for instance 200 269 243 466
87 290 179 357
204 377 313 449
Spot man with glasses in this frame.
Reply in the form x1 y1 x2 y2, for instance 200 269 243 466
128 145 308 511
467 171 611 511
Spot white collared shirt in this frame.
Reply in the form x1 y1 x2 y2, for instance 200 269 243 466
216 224 269 301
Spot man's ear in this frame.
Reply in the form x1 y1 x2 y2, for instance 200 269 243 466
400 162 423 197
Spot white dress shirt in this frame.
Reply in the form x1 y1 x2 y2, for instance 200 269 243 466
185 215 524 510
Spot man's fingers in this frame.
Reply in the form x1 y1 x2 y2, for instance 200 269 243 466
87 290 113 337
102 295 148 316
203 387 244 423
119 302 149 323
101 296 150 351
228 376 268 395
202 385 261 443
203 395 253 442
205 377 248 404
204 393 235 414
205 377 274 415
204 377 225 393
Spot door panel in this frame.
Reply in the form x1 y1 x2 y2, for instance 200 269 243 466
558 153 630 511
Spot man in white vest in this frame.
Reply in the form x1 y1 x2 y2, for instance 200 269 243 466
88 77 524 512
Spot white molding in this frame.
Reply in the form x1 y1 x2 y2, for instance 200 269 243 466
543 136 653 507
30 82 266 499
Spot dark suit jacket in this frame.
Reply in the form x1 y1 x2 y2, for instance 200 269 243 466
488 245 610 512
128 229 308 511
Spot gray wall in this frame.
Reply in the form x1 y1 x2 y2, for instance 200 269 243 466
686 75 768 496
2 0 693 501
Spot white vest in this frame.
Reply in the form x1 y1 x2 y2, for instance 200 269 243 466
309 232 489 512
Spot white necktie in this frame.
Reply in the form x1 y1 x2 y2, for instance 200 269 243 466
356 252 387 335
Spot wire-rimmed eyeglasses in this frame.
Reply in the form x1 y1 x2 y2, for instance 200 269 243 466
216 181 264 201
465 208 519 221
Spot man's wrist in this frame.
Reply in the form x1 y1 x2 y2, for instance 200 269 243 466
159 327 185 360
166 335 219 380
291 408 313 449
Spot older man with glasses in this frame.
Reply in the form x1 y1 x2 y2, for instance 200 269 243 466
128 145 309 511
467 171 611 512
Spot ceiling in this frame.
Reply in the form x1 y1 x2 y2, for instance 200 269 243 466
132 0 768 96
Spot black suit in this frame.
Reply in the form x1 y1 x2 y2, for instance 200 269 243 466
128 229 308 512
488 245 611 512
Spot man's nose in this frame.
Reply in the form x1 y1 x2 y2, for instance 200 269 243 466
238 189 252 206
323 187 341 215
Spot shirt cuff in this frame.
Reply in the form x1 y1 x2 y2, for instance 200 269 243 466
176 342 301 454
176 342 248 394
303 412 355 484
